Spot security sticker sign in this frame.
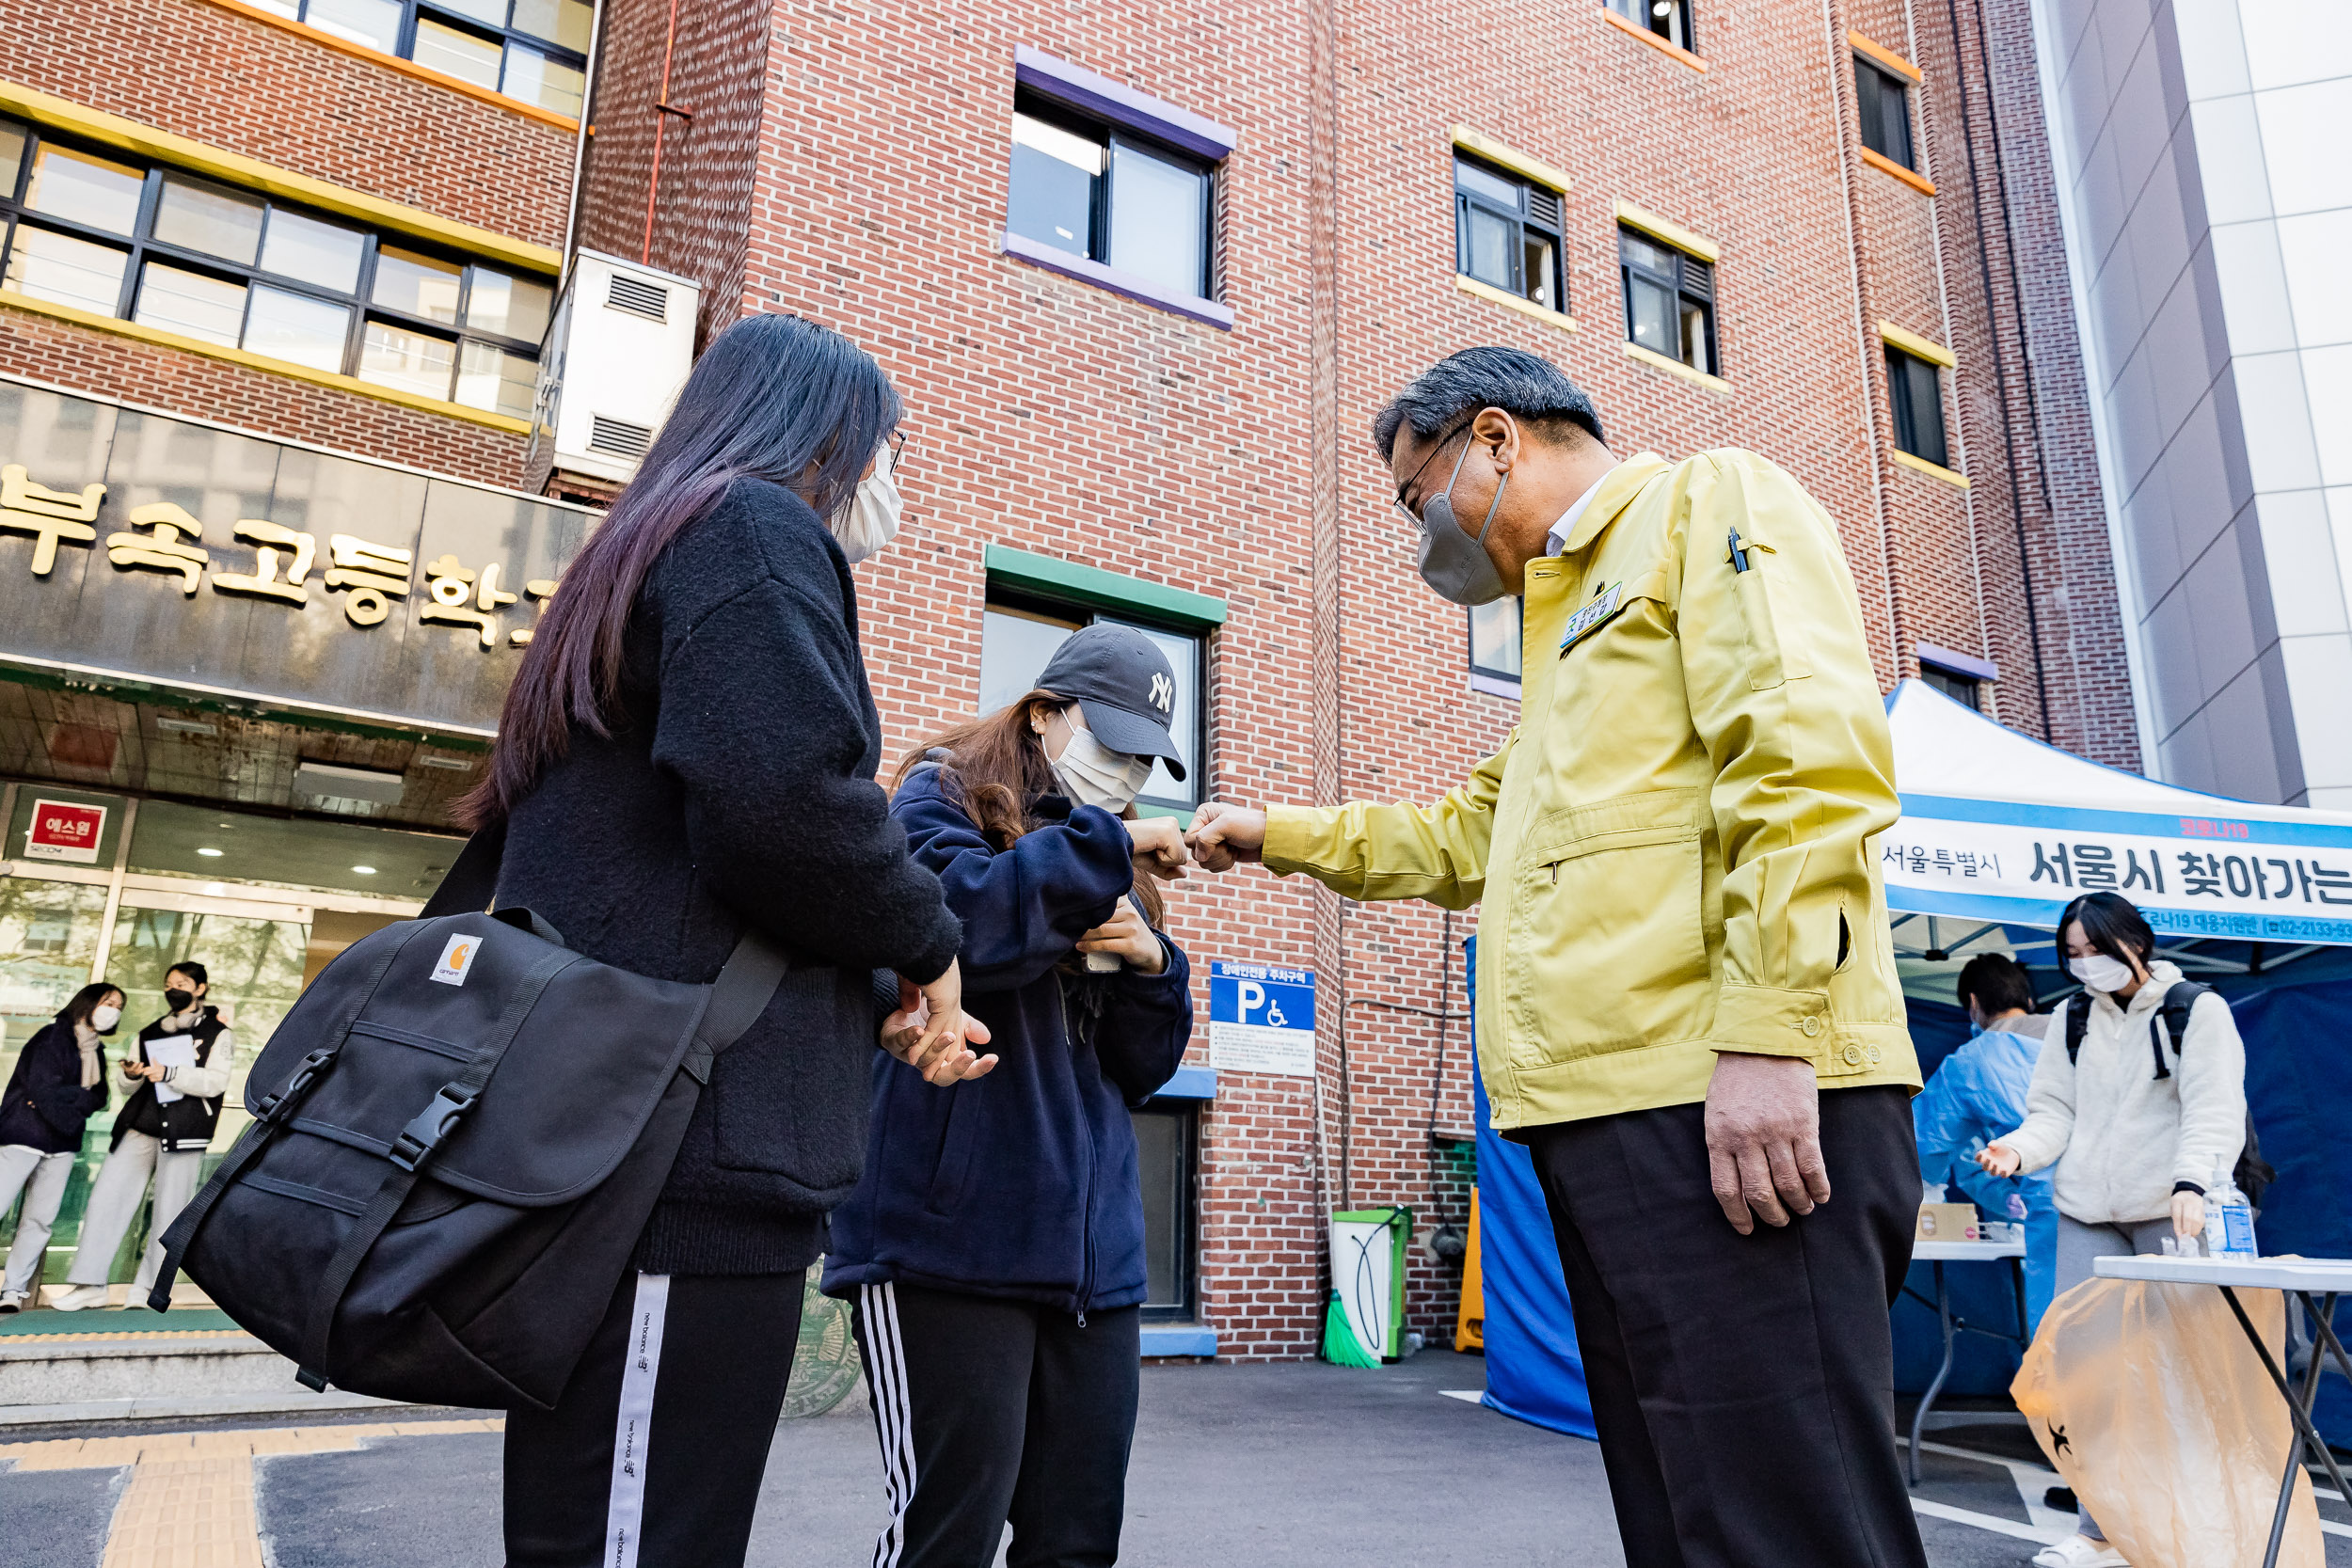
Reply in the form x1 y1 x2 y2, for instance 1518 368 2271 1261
431 932 481 987
24 799 105 863
1208 960 1317 1077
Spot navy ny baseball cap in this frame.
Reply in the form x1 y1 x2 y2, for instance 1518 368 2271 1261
1036 624 1187 781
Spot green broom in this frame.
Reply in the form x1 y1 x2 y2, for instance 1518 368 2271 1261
1321 1289 1381 1368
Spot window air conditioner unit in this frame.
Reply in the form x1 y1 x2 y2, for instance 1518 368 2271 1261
534 250 699 485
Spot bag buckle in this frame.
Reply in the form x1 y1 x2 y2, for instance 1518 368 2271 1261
387 1084 481 1172
256 1048 339 1122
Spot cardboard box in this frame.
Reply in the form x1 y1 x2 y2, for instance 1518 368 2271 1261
1915 1202 1980 1243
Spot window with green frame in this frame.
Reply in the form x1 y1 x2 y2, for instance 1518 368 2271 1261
974 546 1223 814
0 119 552 418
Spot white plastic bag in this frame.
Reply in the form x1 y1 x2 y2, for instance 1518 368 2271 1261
2012 1277 2321 1568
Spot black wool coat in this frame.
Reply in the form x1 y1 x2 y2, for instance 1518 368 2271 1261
0 1015 109 1155
495 477 962 1275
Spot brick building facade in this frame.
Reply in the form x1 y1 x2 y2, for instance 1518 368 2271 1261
573 0 2134 1355
0 0 2130 1356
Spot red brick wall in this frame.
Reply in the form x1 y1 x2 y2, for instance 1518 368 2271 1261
1934 0 2137 768
574 0 772 348
0 0 573 486
654 0 2137 1361
0 0 577 247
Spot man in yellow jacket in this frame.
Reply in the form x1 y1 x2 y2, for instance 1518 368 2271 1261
1190 347 1926 1568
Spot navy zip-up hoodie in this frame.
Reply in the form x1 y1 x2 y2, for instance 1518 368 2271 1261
822 766 1193 1314
0 1014 108 1155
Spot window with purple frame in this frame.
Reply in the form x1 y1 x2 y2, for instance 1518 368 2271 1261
1001 48 1236 324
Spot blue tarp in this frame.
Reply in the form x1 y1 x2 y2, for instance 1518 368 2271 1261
1472 1069 1596 1438
1467 934 1597 1438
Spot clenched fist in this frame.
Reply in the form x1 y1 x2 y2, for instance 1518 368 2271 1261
1186 801 1267 873
1124 816 1191 881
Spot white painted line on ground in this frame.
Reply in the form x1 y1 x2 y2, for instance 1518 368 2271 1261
1438 1390 1484 1403
1910 1436 2352 1542
1903 1435 2075 1535
1910 1497 2068 1544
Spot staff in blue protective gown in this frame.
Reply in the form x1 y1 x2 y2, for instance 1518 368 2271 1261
1915 953 2057 1327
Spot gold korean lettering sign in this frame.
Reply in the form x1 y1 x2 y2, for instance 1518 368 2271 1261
0 457 563 653
0 385 593 738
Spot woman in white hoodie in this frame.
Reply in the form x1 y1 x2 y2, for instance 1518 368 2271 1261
1979 891 2248 1568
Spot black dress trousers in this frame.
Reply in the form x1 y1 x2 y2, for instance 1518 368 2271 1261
1522 1083 1929 1568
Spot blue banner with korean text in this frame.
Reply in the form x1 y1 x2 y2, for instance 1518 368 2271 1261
1882 793 2352 944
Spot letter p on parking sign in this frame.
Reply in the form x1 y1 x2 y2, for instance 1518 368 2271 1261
1208 960 1317 1077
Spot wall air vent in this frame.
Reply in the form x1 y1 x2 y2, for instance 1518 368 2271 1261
605 273 669 323
587 415 656 461
544 252 699 483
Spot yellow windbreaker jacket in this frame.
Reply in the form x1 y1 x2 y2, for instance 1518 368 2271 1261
1265 450 1918 1132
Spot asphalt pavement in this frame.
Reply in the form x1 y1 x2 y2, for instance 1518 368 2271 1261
6 1349 2350 1566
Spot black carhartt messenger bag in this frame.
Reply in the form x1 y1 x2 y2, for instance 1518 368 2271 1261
149 823 787 1411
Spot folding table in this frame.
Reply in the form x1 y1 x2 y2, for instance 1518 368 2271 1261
1903 1234 2028 1486
2093 1253 2352 1568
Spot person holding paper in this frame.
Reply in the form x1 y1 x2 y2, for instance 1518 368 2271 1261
1187 347 1926 1568
52 963 232 1311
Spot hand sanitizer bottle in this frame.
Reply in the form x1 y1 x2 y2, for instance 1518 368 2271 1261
2201 1158 2260 1260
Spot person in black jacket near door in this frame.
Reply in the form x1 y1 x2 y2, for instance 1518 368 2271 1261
0 981 121 1310
53 963 232 1312
457 313 995 1568
826 625 1196 1568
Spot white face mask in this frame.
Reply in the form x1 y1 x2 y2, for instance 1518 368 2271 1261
2069 953 2136 993
1050 712 1154 813
832 439 903 564
89 1005 121 1032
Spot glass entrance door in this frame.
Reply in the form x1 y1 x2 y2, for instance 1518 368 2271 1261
13 895 311 1291
0 876 112 1055
103 899 312 1151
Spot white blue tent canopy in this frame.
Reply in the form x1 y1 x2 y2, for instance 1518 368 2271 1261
1883 679 2352 1001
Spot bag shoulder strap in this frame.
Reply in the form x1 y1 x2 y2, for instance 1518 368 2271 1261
421 818 506 920
421 816 788 1081
2063 992 2091 1062
2159 980 2213 1049
681 933 790 1084
2140 979 2212 1081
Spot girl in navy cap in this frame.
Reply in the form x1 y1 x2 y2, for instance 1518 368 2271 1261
824 622 1196 1568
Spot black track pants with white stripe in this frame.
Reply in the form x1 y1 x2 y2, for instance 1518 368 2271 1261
505 1269 804 1568
853 1281 1140 1568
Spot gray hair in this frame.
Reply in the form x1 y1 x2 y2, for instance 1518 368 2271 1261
1371 346 1606 461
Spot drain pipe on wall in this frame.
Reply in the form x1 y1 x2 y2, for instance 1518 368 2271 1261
555 0 608 281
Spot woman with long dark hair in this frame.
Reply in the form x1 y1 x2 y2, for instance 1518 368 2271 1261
1979 891 2248 1568
0 981 122 1312
460 312 993 1568
825 624 1195 1568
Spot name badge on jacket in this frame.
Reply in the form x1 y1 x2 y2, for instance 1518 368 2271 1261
1559 581 1625 656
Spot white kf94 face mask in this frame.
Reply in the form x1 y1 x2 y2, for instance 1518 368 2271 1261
833 439 903 564
2069 953 2136 993
1051 713 1154 814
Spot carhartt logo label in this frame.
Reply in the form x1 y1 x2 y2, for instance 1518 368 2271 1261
431 933 479 986
1148 672 1173 712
